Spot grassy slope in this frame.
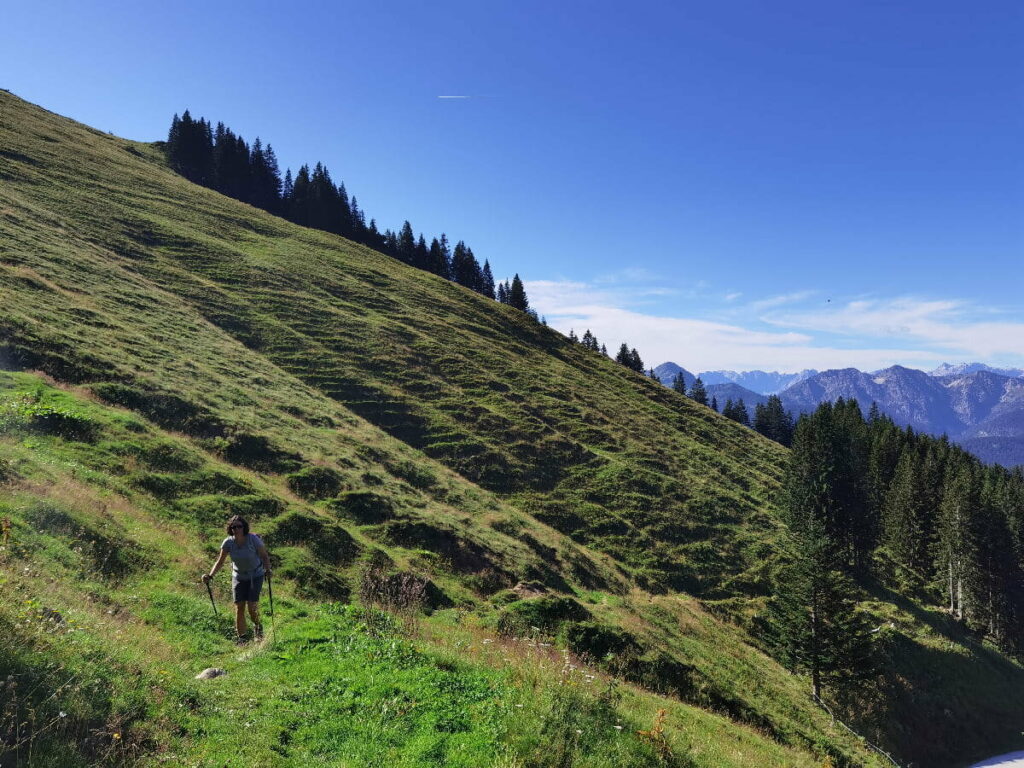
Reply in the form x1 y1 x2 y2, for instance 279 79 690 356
0 89 1021 766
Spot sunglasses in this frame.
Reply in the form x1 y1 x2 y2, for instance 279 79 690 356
229 525 243 531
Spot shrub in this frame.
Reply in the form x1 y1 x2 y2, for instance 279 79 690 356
359 564 451 614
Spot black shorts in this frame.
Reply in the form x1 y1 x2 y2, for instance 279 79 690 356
232 573 264 604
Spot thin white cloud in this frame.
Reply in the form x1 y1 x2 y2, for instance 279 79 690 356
766 297 1024 360
747 290 817 312
526 280 1024 371
724 292 742 302
592 267 662 285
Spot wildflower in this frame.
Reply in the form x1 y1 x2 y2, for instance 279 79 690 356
59 711 67 718
113 733 121 740
613 725 623 731
575 729 582 735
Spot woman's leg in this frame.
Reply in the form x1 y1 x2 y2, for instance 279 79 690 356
234 602 247 637
247 601 261 634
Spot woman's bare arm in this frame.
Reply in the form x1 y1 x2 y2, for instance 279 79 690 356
257 544 272 576
203 549 228 582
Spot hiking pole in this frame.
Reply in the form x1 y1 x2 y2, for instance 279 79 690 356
205 580 219 618
266 572 276 645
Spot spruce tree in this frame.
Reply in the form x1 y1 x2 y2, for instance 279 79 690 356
481 260 496 299
785 403 869 568
615 343 631 367
754 395 795 447
671 371 687 393
883 449 931 575
766 515 876 699
689 377 708 406
935 460 978 620
629 348 644 373
414 235 429 270
711 395 718 412
508 274 529 311
397 221 417 265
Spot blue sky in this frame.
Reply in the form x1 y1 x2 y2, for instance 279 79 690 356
3 0 1022 371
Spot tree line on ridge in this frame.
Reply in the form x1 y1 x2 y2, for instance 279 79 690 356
164 110 531 312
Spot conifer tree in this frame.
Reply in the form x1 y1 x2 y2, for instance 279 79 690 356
414 235 430 270
481 260 496 299
615 343 632 368
425 234 451 278
689 377 708 406
508 274 529 311
935 460 978 620
281 168 294 203
711 395 718 412
397 221 417 265
766 515 876 699
629 348 644 373
785 403 869 568
883 449 931 574
336 182 353 237
671 372 687 394
288 165 312 226
753 395 795 447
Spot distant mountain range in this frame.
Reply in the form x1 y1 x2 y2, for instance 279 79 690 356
655 361 1024 466
929 362 1024 378
699 369 818 394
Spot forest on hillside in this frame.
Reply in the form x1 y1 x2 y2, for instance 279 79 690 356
766 398 1024 702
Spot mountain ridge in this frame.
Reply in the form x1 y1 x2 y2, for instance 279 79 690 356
655 360 1024 465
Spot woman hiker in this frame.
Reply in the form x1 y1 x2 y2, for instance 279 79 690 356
202 515 272 643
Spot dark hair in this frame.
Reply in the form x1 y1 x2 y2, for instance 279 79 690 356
226 515 250 535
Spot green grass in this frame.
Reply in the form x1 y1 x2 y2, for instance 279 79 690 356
0 372 826 767
0 88 1021 766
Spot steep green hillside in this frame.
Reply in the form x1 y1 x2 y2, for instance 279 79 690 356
1 89 1022 767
